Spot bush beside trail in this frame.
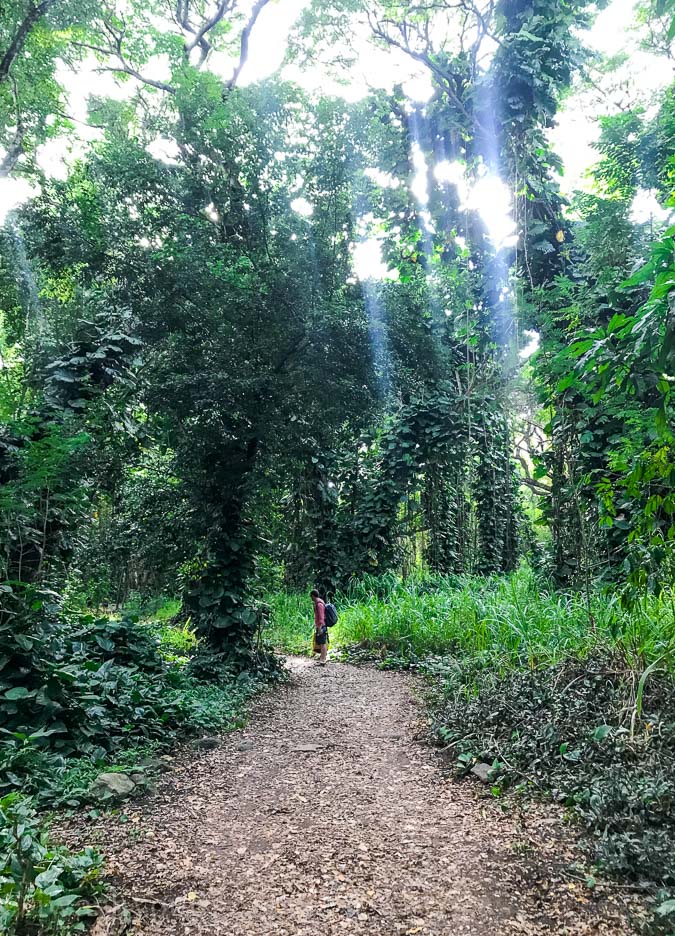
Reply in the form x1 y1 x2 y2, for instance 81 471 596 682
0 793 103 936
0 583 283 809
429 655 675 891
0 584 287 934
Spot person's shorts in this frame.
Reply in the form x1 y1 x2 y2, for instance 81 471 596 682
315 629 328 646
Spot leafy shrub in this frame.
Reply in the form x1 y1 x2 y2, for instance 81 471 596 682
147 618 198 664
0 584 277 805
429 653 675 909
0 793 102 935
172 678 251 733
1 591 178 759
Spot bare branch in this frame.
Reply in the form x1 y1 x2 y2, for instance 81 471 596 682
227 0 271 89
185 0 235 57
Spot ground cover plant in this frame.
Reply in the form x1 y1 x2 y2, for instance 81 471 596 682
429 655 675 913
0 584 279 809
0 793 103 936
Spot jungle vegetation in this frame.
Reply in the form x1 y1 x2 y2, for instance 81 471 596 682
0 0 674 931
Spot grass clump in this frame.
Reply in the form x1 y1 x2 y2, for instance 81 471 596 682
336 565 675 665
268 564 675 666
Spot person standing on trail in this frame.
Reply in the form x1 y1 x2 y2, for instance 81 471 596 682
311 589 328 666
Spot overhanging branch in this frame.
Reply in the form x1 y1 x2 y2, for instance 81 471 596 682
368 13 486 134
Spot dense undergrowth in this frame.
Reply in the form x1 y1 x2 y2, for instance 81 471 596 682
0 586 275 807
0 586 282 934
268 566 675 932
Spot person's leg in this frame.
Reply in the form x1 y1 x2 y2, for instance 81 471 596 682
320 642 328 664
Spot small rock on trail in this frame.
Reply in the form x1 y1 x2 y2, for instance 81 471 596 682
91 772 136 799
64 660 640 935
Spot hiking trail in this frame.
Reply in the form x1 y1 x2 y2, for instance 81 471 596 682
66 659 640 935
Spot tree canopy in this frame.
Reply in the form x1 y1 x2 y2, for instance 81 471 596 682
0 0 673 661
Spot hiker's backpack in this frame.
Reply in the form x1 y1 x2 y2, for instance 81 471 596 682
324 602 338 627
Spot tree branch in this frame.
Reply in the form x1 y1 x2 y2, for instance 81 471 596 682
0 130 25 176
0 77 25 177
73 39 177 94
94 64 176 94
185 0 235 57
368 13 485 134
0 0 58 84
226 0 271 90
516 455 550 496
273 331 309 374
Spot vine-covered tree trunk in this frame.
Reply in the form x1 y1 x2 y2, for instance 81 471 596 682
185 501 259 668
546 420 584 586
182 439 262 670
307 457 341 595
475 410 519 573
423 467 459 573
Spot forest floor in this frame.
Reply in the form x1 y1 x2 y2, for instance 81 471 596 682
59 658 645 936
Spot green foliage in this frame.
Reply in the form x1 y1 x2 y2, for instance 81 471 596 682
0 417 91 583
286 384 521 595
339 566 675 662
268 566 675 669
0 792 102 935
0 1 88 176
431 653 675 900
264 591 314 655
526 86 675 592
0 585 267 806
0 17 673 936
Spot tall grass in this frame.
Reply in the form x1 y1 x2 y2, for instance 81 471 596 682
264 591 315 654
267 564 675 669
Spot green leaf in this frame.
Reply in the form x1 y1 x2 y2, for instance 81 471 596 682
35 867 63 889
14 635 34 652
656 899 675 917
556 374 576 393
51 894 79 908
4 687 33 701
591 725 611 742
655 406 668 437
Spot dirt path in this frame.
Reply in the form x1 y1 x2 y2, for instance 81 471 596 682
72 660 640 935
